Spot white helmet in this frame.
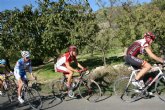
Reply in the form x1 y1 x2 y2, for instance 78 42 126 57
21 51 30 58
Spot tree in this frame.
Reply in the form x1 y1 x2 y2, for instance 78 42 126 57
0 0 98 64
86 0 121 66
117 1 165 56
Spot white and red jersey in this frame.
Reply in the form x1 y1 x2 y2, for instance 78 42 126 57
55 52 77 67
126 39 149 57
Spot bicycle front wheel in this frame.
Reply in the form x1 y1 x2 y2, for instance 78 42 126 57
51 80 68 98
114 76 141 102
25 87 42 110
155 74 165 102
78 79 102 102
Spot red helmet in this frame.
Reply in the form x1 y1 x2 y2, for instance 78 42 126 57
68 45 77 52
144 32 156 43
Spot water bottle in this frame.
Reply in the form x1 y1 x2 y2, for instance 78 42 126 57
145 77 153 86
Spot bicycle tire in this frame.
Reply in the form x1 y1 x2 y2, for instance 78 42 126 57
78 79 102 102
114 76 142 102
51 80 67 99
25 87 42 110
155 73 165 102
113 76 129 96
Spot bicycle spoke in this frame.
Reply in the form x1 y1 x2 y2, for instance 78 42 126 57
51 80 67 99
114 76 142 102
25 88 42 109
87 80 102 102
78 80 101 102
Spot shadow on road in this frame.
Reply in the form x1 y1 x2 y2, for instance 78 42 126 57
0 94 62 110
41 95 62 110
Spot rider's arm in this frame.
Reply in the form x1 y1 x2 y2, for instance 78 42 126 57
77 63 84 70
74 58 84 70
28 61 35 79
145 46 164 63
65 62 78 73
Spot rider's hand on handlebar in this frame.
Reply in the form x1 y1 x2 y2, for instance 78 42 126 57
82 68 88 71
78 68 88 73
31 76 37 81
74 70 79 73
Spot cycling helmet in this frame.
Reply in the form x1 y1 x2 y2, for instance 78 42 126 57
21 51 30 58
68 45 77 52
144 32 156 43
0 59 6 65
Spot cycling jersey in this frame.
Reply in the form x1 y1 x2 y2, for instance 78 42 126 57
56 52 77 67
14 58 32 78
55 52 77 73
125 39 148 68
126 39 148 57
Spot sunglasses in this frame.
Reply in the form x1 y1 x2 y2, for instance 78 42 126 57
25 57 30 59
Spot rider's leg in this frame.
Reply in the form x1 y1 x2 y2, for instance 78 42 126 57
14 70 24 103
55 66 74 88
65 70 73 88
135 62 151 80
17 78 23 97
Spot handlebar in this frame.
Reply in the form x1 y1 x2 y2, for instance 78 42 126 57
150 64 165 72
78 68 88 73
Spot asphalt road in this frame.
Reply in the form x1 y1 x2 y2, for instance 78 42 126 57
0 94 165 110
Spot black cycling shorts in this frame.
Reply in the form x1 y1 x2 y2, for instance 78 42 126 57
125 55 145 68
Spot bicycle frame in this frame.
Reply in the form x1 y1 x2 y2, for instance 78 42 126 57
126 68 140 88
127 66 165 93
145 67 165 90
61 70 89 89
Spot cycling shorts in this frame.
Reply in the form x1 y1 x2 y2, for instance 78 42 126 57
14 69 27 80
125 55 146 68
54 64 70 74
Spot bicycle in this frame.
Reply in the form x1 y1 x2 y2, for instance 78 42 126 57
113 64 165 103
4 76 43 110
50 69 102 102
0 74 17 100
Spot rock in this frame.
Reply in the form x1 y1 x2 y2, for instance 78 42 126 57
89 64 131 81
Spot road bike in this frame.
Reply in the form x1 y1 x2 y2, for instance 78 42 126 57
50 70 102 102
3 75 43 110
114 64 165 102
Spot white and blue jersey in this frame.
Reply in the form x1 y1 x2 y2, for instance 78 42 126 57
14 58 32 80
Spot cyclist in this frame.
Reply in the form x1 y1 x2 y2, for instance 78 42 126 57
54 45 86 96
14 51 35 103
125 32 165 89
0 59 12 95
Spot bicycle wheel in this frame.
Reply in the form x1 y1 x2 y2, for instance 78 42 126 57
78 79 102 102
155 74 165 102
25 87 42 110
6 79 17 102
51 80 67 98
114 76 141 102
114 76 130 96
